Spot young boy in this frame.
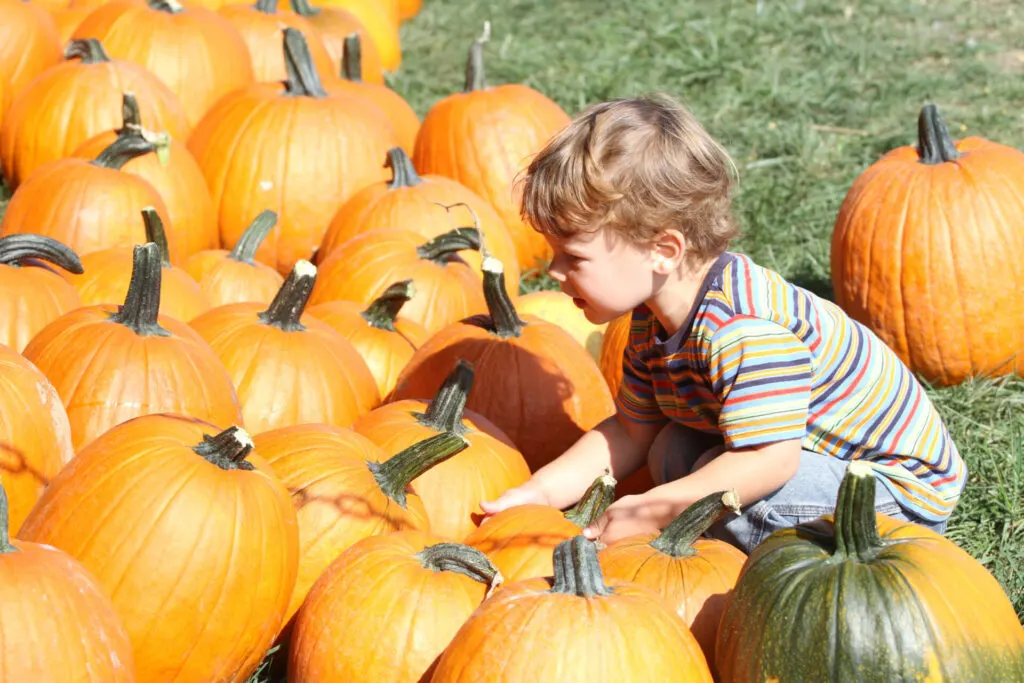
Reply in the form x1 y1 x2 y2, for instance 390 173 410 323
479 94 966 552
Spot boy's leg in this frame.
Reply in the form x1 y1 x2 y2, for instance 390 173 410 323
648 422 723 485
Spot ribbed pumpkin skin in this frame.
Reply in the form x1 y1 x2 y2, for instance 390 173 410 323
515 290 606 361
183 249 285 307
314 0 400 70
303 8 383 84
253 424 429 623
72 2 255 128
18 415 300 683
0 0 62 99
462 505 583 582
0 261 82 353
0 539 135 682
324 78 419 154
22 305 243 451
0 345 73 534
289 531 494 683
831 136 1024 386
217 4 335 84
354 398 530 540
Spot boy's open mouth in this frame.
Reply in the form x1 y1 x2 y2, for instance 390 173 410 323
572 297 587 309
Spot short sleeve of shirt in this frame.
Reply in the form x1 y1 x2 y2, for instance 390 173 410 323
708 315 812 450
615 313 669 425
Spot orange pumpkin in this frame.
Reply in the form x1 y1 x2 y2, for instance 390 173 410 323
183 209 285 306
0 344 73 535
187 28 398 274
0 234 84 353
254 425 468 622
397 0 419 21
0 0 62 99
72 0 254 128
287 0 383 84
1 133 177 260
831 104 1024 386
598 311 630 393
307 280 429 399
0 483 136 682
18 416 299 683
53 6 93 44
310 227 487 335
70 208 212 321
318 146 520 285
413 27 571 273
598 491 746 672
22 243 243 451
314 0 400 70
516 289 607 361
290 531 502 683
325 34 418 152
354 360 531 540
0 38 189 189
189 260 381 433
393 258 616 470
432 536 713 682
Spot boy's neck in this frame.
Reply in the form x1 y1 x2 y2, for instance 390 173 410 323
645 255 720 337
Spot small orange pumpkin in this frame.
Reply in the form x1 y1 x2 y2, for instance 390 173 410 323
287 0 383 84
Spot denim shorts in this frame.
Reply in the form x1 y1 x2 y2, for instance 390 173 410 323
650 424 949 554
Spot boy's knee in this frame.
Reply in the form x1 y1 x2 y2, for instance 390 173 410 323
648 423 724 484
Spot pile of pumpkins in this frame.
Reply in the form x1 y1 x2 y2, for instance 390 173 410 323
1 0 1023 680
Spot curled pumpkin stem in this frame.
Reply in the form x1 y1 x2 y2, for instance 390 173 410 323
141 208 172 267
0 234 83 273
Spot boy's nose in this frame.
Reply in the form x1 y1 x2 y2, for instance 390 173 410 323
546 256 567 282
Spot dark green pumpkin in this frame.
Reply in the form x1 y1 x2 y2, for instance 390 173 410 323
715 462 1024 682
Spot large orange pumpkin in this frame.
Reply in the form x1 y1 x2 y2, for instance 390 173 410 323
310 227 487 335
0 483 136 681
183 209 285 306
0 234 84 353
0 344 73 535
307 279 429 399
22 243 243 451
0 38 189 189
72 0 254 128
287 0 383 84
317 146 519 284
254 425 468 622
354 360 531 540
393 257 616 470
397 0 419 21
290 531 502 683
516 289 607 361
53 6 93 44
187 28 398 274
189 260 381 433
432 535 713 682
19 416 299 683
598 491 746 673
831 104 1024 386
314 0 400 71
0 0 62 99
413 27 570 273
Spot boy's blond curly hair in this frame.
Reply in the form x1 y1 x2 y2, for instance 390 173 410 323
518 93 739 261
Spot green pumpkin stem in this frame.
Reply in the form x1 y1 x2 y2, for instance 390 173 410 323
108 243 170 337
0 234 83 274
92 134 159 170
416 228 480 267
550 535 613 597
254 0 277 12
917 104 960 165
833 461 884 561
341 33 363 81
416 542 504 595
229 211 278 264
148 0 184 13
141 208 171 267
361 280 415 332
258 260 316 331
564 472 617 528
464 21 490 92
416 360 474 435
0 484 17 554
650 490 741 557
385 147 424 190
283 28 327 98
118 92 142 131
288 0 319 17
481 257 526 339
369 432 469 508
64 39 112 64
193 426 255 471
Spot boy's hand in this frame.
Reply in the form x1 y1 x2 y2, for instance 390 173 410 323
478 482 550 518
582 494 673 544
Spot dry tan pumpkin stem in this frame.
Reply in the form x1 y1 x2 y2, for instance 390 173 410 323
0 234 83 273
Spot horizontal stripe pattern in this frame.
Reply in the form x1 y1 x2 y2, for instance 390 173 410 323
616 253 966 521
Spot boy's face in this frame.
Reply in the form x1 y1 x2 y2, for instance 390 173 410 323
544 228 659 324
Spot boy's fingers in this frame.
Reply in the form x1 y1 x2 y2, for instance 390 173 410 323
582 515 607 540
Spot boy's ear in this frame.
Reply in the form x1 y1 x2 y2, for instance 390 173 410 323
651 229 686 273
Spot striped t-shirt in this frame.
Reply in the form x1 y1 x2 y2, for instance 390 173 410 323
618 252 966 521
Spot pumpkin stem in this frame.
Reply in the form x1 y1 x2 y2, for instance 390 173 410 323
92 134 159 170
464 21 490 92
481 256 526 339
917 104 960 165
108 243 170 337
254 0 277 13
283 28 327 98
832 461 885 561
416 360 474 436
416 542 504 596
563 472 617 528
0 234 84 274
434 200 490 258
141 207 172 267
148 0 184 13
288 0 319 17
258 260 316 331
229 211 278 264
415 227 480 266
0 483 17 554
341 33 363 82
550 535 613 597
368 432 469 508
193 426 255 472
109 92 172 167
385 147 424 190
118 92 142 131
650 490 741 557
361 279 415 332
64 39 112 64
